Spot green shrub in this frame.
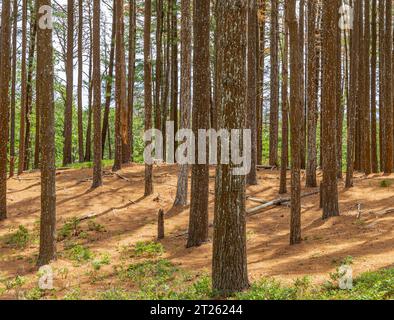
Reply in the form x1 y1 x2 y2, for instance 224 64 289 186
5 226 30 249
66 244 94 263
133 241 164 257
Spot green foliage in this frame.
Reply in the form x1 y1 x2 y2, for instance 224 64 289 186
236 278 297 300
92 254 111 271
58 218 81 240
5 226 30 249
25 287 44 300
380 180 392 188
2 275 26 291
133 241 164 257
66 244 94 263
64 288 82 300
87 221 106 233
99 288 130 300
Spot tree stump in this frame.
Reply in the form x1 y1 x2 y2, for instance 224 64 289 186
158 209 165 240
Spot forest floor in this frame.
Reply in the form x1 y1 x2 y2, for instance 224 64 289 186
0 164 393 300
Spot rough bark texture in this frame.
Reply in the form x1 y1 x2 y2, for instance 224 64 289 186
102 0 116 157
187 0 210 248
77 0 84 163
269 0 279 166
212 0 249 297
321 0 339 220
24 9 37 171
279 15 288 195
383 0 393 174
144 0 154 196
113 0 128 171
63 0 74 166
18 0 28 175
170 0 178 153
287 0 302 245
306 0 317 188
37 0 57 266
10 0 18 177
0 0 11 221
257 0 266 165
127 0 136 162
346 0 360 188
174 0 192 207
370 0 378 173
246 0 258 185
92 0 102 189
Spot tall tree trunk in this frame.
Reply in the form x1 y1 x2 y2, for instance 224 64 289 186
170 0 178 158
257 0 266 165
144 0 154 196
113 0 128 170
279 12 289 195
102 0 116 157
362 0 371 175
382 0 393 174
24 4 37 171
18 0 28 175
37 0 57 266
155 0 164 132
0 0 12 220
91 0 102 188
63 0 74 166
287 0 302 245
10 0 18 177
298 0 306 170
370 0 378 173
306 0 317 187
84 2 93 162
127 0 136 162
187 0 210 247
321 0 339 219
269 0 279 166
246 0 258 185
77 0 84 163
174 0 192 207
346 0 361 188
212 0 249 296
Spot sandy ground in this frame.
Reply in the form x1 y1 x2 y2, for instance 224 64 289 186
0 164 393 298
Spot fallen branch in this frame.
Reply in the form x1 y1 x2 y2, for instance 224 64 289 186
247 190 320 216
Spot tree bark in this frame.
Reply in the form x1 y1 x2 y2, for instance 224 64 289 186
0 0 12 220
187 0 210 247
91 0 102 188
144 0 154 196
174 0 192 207
269 0 279 166
212 0 249 297
287 0 302 245
37 0 57 266
63 0 74 166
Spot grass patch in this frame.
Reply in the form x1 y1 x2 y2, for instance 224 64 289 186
4 226 30 249
133 241 164 257
66 244 94 263
379 180 392 188
58 218 81 241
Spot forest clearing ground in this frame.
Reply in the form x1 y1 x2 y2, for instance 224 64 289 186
0 164 393 299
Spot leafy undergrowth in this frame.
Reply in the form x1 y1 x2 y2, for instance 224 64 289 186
1 240 392 300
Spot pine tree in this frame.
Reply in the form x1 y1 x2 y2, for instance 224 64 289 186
37 0 57 266
174 0 192 207
187 0 210 248
0 0 12 221
91 0 102 189
144 0 154 196
212 0 249 296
